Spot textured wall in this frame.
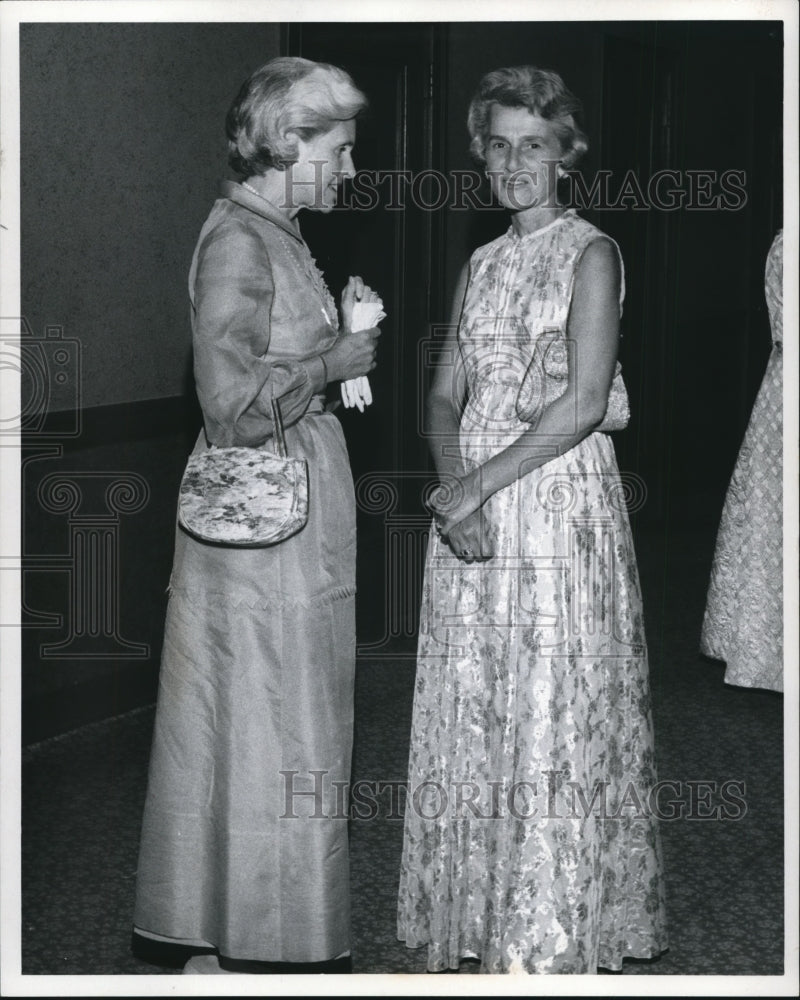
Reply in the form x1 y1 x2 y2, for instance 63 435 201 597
21 22 280 410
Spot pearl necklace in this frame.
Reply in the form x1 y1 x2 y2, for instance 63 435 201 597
241 180 269 201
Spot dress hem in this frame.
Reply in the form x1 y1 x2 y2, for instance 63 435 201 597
397 933 670 974
134 924 351 965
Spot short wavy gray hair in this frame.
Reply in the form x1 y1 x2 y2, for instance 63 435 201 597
467 66 588 169
226 56 368 176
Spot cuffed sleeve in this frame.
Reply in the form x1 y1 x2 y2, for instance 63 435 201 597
191 219 318 447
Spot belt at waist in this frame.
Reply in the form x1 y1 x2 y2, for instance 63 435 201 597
306 393 327 415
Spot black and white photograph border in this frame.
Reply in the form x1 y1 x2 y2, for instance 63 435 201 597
1 0 798 996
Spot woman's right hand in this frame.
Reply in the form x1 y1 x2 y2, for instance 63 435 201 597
323 326 381 382
340 275 364 332
440 506 494 563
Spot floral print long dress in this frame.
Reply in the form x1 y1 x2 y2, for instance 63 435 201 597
701 230 783 692
397 210 669 974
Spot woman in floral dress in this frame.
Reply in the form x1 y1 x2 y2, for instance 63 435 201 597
397 65 668 974
701 230 783 692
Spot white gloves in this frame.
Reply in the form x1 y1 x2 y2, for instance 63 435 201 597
341 298 386 412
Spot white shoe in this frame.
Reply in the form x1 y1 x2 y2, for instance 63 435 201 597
182 954 227 974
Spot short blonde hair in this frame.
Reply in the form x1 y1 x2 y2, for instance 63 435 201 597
467 66 588 169
226 56 368 176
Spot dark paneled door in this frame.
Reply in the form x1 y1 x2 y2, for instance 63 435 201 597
283 24 447 653
594 26 782 527
591 32 679 525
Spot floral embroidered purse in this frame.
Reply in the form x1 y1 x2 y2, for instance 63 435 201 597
178 394 308 547
516 327 630 433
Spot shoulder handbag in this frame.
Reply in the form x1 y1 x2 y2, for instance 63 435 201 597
178 394 308 546
516 327 630 433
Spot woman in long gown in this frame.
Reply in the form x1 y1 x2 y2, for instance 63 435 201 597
700 230 783 693
133 58 381 973
397 65 668 974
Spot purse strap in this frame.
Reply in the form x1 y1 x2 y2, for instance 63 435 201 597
271 392 288 459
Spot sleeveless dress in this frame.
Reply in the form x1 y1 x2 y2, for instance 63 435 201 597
134 183 356 963
397 210 669 973
701 231 783 692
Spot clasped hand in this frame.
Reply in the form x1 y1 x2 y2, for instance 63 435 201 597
428 476 494 563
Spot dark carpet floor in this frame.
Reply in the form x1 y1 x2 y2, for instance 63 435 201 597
14 524 791 989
